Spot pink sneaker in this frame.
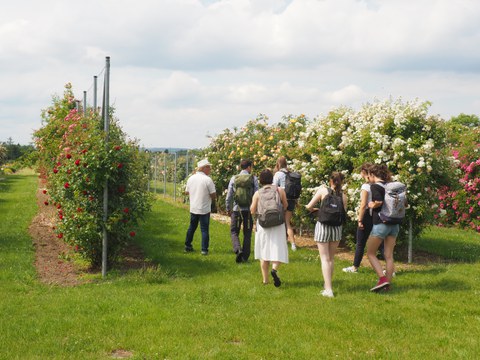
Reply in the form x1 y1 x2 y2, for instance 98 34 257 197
370 276 390 292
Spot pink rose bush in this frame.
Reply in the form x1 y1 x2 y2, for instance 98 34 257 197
436 126 480 233
34 84 152 266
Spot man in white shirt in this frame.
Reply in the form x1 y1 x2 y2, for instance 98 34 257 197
184 159 217 255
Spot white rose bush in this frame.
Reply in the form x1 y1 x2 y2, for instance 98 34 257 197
202 98 454 253
290 99 452 247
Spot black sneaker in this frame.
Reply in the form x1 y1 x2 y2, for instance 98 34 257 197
235 251 244 263
271 269 281 287
184 246 194 253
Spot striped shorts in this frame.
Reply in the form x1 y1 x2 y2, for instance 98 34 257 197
314 222 342 243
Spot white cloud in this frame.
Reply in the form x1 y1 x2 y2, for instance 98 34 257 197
1 0 480 147
329 85 366 105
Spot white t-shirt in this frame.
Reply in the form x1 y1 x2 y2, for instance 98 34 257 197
361 183 372 210
272 168 287 188
186 171 216 215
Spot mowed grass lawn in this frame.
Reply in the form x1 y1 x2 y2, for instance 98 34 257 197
1 174 479 359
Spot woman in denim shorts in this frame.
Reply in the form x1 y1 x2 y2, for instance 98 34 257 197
366 164 398 292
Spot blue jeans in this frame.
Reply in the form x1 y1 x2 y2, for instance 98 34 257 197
185 213 211 252
353 214 373 268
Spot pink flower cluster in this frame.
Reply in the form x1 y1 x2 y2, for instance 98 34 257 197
437 151 480 232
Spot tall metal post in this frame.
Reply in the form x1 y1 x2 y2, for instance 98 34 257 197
93 75 98 111
408 218 413 263
163 152 167 197
154 153 158 194
102 56 110 278
83 91 87 114
186 150 189 177
174 152 177 201
146 151 150 192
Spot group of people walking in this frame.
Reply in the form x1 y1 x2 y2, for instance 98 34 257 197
184 157 405 297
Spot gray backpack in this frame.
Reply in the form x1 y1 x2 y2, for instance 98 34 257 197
257 185 285 228
378 182 407 224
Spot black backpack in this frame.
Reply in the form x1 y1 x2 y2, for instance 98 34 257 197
284 171 302 199
317 188 345 226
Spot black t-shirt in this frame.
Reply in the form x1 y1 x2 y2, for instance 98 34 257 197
370 182 386 225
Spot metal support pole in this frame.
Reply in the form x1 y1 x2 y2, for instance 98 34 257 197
408 218 413 264
102 56 110 278
174 152 177 201
186 150 189 177
163 152 167 197
93 75 98 111
83 91 87 114
154 153 158 194
146 151 150 192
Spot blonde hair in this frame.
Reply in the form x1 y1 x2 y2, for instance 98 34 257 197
274 156 288 173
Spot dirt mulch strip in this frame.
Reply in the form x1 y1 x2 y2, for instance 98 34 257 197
30 183 149 287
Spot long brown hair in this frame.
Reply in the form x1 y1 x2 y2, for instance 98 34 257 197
330 171 345 195
368 164 392 182
274 156 288 173
359 162 372 174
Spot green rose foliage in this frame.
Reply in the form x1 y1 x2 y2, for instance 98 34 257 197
34 84 152 266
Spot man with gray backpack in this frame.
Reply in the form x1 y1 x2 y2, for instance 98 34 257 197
226 159 259 263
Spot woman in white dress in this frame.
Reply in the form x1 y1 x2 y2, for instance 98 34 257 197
251 169 288 287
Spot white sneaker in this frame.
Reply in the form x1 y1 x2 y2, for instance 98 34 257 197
383 269 396 277
342 266 358 273
291 243 297 251
321 289 334 298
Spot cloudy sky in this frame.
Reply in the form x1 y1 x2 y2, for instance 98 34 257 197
1 0 479 149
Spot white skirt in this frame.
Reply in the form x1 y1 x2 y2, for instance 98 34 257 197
254 221 289 263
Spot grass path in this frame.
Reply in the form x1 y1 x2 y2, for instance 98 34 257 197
1 175 479 359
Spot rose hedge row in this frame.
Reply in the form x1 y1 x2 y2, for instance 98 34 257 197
35 84 152 266
201 99 455 249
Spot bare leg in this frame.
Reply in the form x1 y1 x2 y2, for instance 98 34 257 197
328 241 339 280
367 236 384 277
272 261 280 271
383 235 396 281
317 242 337 292
260 260 270 284
285 211 296 245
